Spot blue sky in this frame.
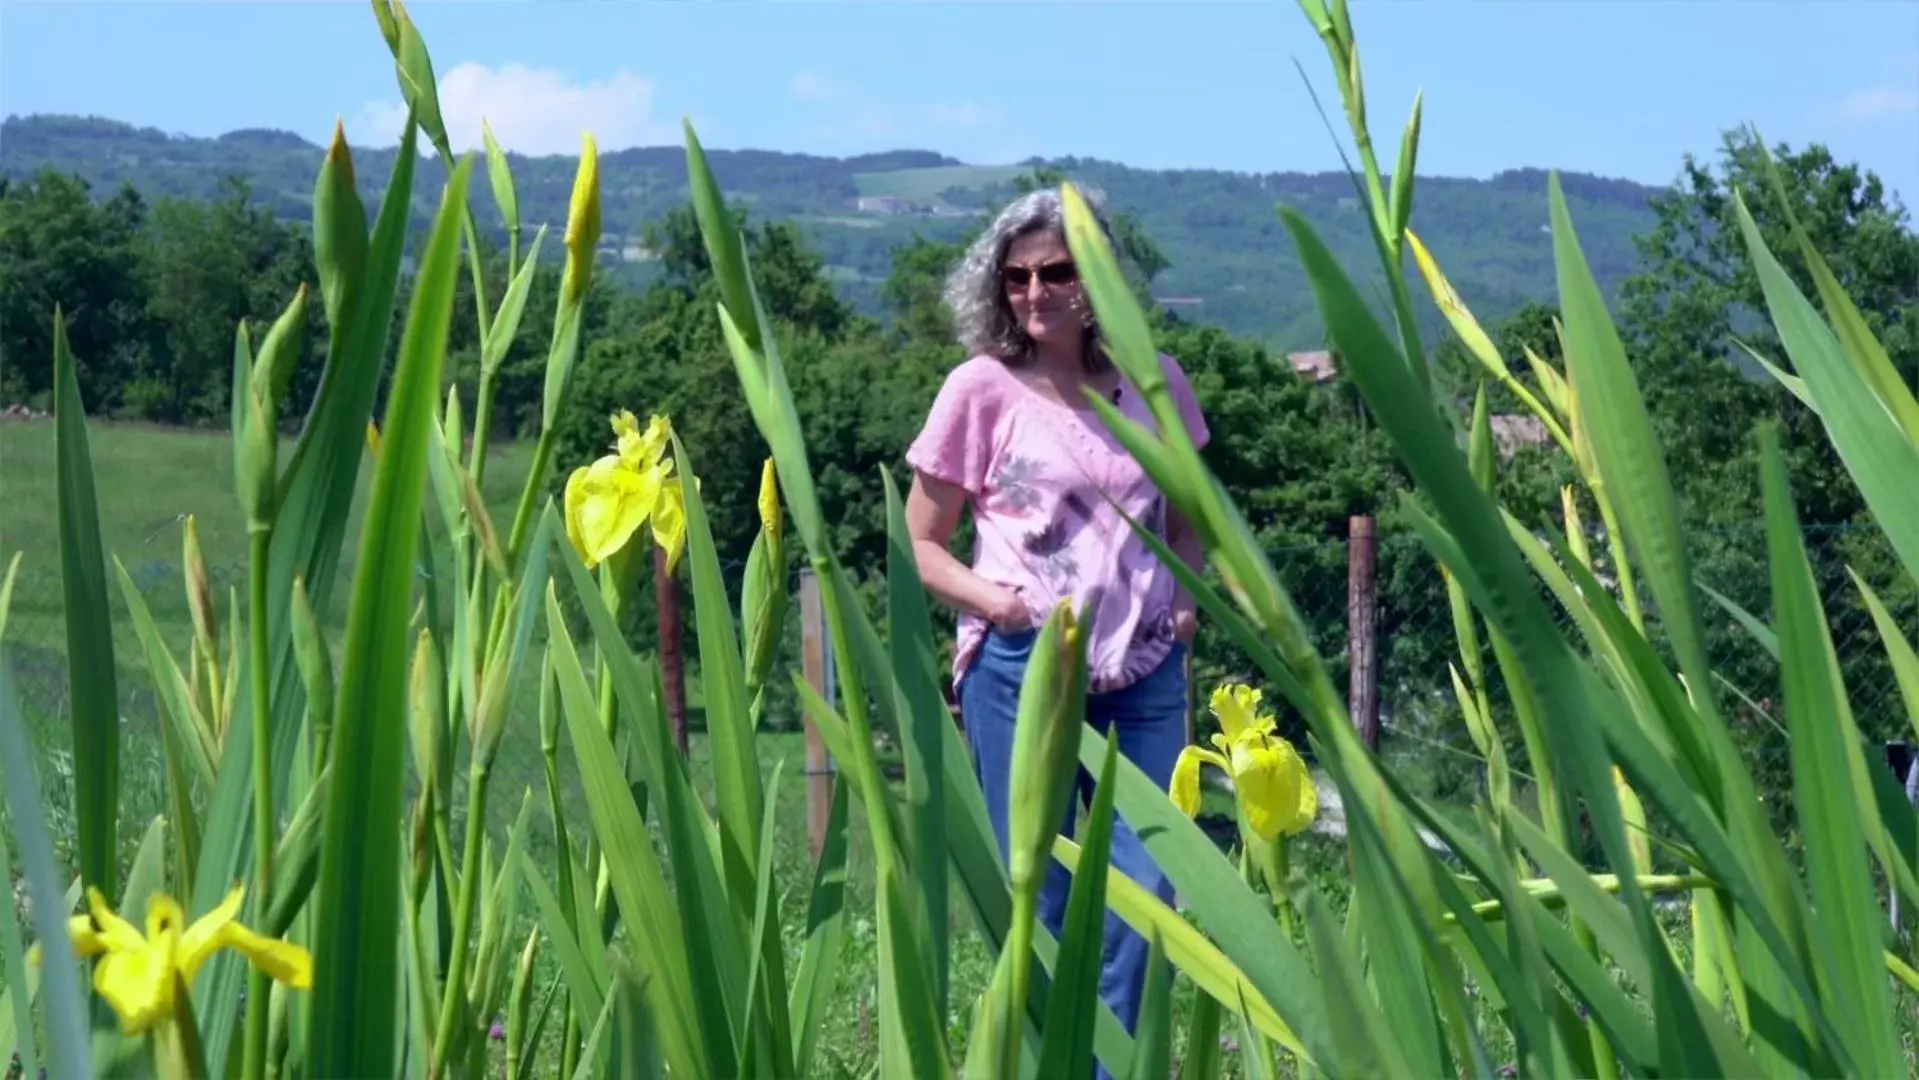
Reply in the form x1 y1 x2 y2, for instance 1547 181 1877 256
4 0 1916 202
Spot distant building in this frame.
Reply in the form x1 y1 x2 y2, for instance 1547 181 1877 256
1489 413 1549 460
1287 349 1339 384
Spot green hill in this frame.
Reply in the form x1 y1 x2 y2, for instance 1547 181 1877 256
0 113 1668 349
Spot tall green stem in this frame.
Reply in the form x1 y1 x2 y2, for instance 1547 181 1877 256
997 887 1039 1080
1595 494 1646 632
241 527 274 1080
586 566 622 923
469 370 499 492
538 660 584 1077
505 427 560 571
430 762 491 1079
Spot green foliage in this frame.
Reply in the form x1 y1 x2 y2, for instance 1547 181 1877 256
1618 127 1919 533
0 171 153 414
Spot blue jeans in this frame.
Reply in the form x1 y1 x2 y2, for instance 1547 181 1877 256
958 627 1187 1080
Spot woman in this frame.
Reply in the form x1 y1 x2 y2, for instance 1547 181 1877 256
903 186 1207 1061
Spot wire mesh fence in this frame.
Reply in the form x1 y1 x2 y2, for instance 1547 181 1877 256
2 519 1913 852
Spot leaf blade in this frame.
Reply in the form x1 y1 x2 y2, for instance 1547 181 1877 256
306 154 473 1079
51 309 120 902
1761 426 1901 1076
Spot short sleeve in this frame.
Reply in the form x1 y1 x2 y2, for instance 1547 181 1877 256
1160 353 1210 451
906 358 1007 495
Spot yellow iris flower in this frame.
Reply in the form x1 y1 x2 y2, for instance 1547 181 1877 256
1170 683 1317 842
613 409 670 471
564 409 684 571
37 885 311 1035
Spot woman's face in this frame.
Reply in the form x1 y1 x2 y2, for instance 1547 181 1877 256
1001 228 1084 349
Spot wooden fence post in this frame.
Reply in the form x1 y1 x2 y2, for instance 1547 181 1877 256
798 570 834 859
656 544 689 757
1348 515 1379 751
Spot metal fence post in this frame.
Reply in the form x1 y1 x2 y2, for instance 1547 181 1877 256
799 570 835 860
1348 514 1379 751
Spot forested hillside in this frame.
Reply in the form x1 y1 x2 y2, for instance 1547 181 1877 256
0 113 1664 347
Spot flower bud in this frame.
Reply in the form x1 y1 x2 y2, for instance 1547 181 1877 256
741 459 786 694
232 324 276 530
1560 485 1592 574
561 133 601 308
443 383 464 462
182 515 217 656
252 282 309 433
505 928 539 1078
389 0 449 157
313 119 367 334
291 575 334 766
470 600 516 771
1467 382 1494 495
1006 600 1087 890
409 629 446 799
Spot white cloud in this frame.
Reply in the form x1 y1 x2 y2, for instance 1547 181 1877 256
1837 83 1919 124
1833 51 1919 125
789 70 842 102
350 61 674 156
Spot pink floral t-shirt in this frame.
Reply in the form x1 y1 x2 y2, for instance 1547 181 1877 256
906 352 1211 695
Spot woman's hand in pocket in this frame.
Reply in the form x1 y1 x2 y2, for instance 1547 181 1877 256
983 585 1032 633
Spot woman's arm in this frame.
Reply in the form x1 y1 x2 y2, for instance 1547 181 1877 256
1167 504 1204 642
906 470 1028 630
1159 352 1210 643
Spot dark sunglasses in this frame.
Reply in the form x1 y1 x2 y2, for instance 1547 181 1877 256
1002 261 1078 289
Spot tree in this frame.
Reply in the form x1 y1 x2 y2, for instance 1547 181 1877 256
136 176 320 424
0 169 152 412
1618 128 1919 529
1613 130 1919 797
880 236 966 349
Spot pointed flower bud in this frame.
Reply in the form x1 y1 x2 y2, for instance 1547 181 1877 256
505 929 539 1078
741 458 786 692
1007 600 1087 890
759 458 781 539
182 515 217 661
408 629 446 800
562 132 601 308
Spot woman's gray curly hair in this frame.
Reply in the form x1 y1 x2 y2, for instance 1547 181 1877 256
943 184 1122 372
